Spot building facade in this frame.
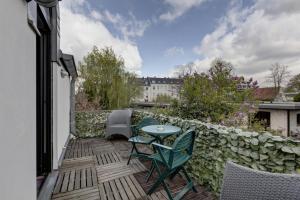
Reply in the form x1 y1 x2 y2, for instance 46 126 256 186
0 1 77 199
257 103 300 137
137 77 182 102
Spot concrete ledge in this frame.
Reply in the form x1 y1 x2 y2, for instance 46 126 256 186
37 170 59 200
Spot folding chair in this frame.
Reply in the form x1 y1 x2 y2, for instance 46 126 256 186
147 129 197 200
127 117 160 165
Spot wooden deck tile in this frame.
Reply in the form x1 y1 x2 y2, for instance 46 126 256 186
61 156 95 169
96 160 146 183
53 165 98 194
95 151 123 165
98 175 146 200
52 186 100 200
52 138 215 200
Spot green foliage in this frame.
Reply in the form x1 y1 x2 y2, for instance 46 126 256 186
134 110 300 194
173 58 251 122
79 47 141 109
294 93 300 102
154 94 174 104
75 111 110 138
286 73 300 92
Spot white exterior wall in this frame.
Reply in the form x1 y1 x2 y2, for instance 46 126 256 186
0 1 36 199
140 84 179 102
55 66 71 168
270 110 288 136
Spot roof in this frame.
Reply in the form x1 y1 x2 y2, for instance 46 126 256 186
259 102 300 110
137 77 183 86
254 87 277 101
59 50 78 78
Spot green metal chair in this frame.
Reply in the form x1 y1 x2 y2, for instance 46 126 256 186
146 129 197 200
127 117 160 165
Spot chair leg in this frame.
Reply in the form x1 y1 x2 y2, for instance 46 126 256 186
146 161 155 182
182 167 197 193
147 162 174 200
127 144 135 165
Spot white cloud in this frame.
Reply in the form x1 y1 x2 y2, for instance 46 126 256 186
192 0 300 86
60 0 143 73
103 10 151 40
160 0 207 21
164 46 184 57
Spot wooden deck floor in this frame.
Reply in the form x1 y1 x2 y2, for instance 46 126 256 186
51 138 215 200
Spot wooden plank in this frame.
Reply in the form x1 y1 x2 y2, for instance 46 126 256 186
98 183 107 200
115 178 129 200
87 167 93 187
61 171 70 193
52 186 99 200
53 173 64 194
81 168 87 188
103 181 113 200
128 175 146 197
91 167 98 186
120 177 135 200
67 170 75 192
75 169 81 190
124 176 142 199
109 180 122 200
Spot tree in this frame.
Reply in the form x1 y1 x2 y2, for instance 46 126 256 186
286 73 300 92
155 94 174 104
173 58 250 122
267 63 289 93
79 46 141 109
173 62 196 77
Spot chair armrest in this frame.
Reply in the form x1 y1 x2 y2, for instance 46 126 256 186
152 143 174 167
152 142 173 150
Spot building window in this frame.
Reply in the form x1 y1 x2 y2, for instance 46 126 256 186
153 86 155 90
297 114 300 126
254 111 271 130
145 87 148 90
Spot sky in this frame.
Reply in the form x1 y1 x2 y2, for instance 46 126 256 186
60 0 300 86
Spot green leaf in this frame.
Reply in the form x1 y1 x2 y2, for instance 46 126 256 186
281 146 294 154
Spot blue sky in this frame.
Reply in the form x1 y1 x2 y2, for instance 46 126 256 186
61 0 300 85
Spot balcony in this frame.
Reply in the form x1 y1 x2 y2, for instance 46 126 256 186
51 137 215 200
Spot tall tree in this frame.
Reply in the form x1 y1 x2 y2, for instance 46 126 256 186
79 46 141 109
175 58 250 122
267 63 289 92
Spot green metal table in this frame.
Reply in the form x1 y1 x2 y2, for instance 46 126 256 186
141 125 181 144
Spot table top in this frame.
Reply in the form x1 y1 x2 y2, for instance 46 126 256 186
141 125 181 137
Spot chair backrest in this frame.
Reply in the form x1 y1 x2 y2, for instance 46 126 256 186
172 128 196 156
220 161 300 200
108 110 132 125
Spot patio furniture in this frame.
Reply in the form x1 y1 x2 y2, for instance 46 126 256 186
127 117 160 165
220 161 300 200
105 109 133 139
146 129 197 200
141 124 181 144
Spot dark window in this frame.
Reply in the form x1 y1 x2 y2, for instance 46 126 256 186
297 114 300 126
145 87 148 90
153 86 155 90
254 111 271 130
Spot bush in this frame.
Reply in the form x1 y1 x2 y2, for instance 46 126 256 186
294 93 300 102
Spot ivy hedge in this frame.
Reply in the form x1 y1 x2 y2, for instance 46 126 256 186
76 110 300 194
75 111 110 138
